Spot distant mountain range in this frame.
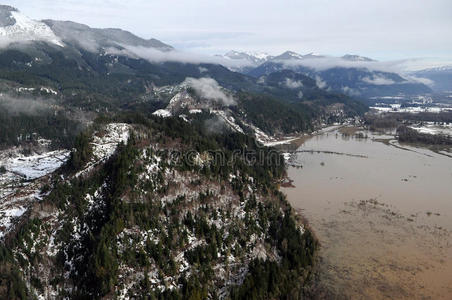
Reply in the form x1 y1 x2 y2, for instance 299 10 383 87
0 4 447 116
412 66 452 92
220 50 433 98
220 50 374 67
0 4 446 100
223 50 273 65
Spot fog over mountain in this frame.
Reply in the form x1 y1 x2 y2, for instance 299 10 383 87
5 0 451 62
0 5 440 99
0 3 448 78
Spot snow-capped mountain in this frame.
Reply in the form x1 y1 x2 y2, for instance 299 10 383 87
246 51 432 98
0 5 172 55
223 50 273 65
417 66 452 72
272 51 324 61
0 5 64 47
272 51 305 61
224 50 374 66
341 54 375 62
222 50 326 72
222 50 327 71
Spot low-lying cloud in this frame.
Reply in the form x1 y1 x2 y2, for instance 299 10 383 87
107 45 252 69
276 56 443 85
341 86 361 97
315 76 327 89
204 116 228 134
183 77 236 106
101 45 452 84
297 91 304 99
403 75 434 86
283 78 303 89
361 75 396 85
277 56 403 73
0 94 55 116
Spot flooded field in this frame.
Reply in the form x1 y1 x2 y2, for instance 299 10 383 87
282 128 452 299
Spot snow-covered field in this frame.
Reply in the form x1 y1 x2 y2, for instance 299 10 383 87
409 122 452 136
0 149 69 198
4 150 69 180
0 148 69 239
370 105 452 114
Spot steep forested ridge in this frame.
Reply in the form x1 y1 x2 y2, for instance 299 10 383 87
0 115 317 299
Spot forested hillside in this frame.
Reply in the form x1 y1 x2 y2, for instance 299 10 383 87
0 114 317 299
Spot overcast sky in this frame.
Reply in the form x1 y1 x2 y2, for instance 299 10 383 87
5 0 452 63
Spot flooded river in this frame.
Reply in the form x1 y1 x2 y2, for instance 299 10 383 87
282 128 452 299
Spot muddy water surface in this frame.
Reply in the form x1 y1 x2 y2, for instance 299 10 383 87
282 130 452 299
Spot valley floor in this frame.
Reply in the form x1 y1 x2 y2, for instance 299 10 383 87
282 126 452 299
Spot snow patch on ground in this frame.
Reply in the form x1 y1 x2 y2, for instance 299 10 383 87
152 109 172 118
4 150 69 180
282 152 291 161
92 123 130 161
0 146 69 201
263 138 298 147
189 109 202 114
239 119 300 147
211 110 244 134
408 122 452 136
0 206 26 239
76 123 131 178
371 105 452 114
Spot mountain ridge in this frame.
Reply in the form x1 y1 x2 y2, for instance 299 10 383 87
244 54 432 98
0 5 172 54
42 19 173 52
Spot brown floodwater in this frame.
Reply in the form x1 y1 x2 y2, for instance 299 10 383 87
282 129 452 299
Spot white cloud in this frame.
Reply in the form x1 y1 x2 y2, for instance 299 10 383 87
341 86 361 96
315 76 327 89
279 56 397 72
297 91 304 99
100 44 452 75
403 75 434 86
105 45 253 68
276 56 452 80
361 75 396 85
283 78 303 89
183 77 235 106
0 94 56 115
